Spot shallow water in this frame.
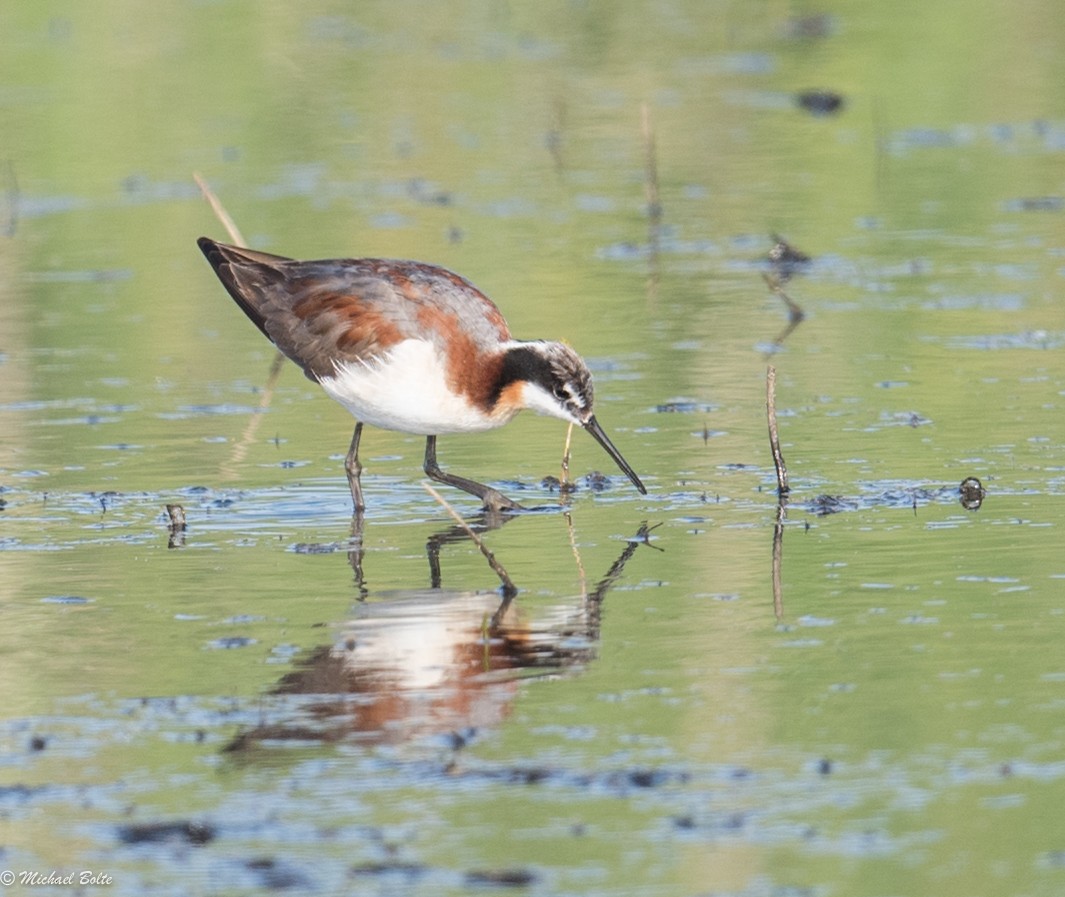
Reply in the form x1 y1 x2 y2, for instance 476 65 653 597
3 3 1065 895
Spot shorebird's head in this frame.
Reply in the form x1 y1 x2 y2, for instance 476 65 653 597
503 341 647 495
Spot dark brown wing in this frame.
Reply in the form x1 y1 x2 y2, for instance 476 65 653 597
197 239 293 342
197 237 512 381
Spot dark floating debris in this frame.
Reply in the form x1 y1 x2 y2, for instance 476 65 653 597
407 177 452 206
207 636 257 650
808 495 859 516
796 89 845 116
349 861 428 881
244 857 311 891
117 820 216 846
540 475 577 494
784 14 835 39
582 471 610 492
291 542 343 555
655 400 714 414
959 476 986 511
465 868 539 888
1004 196 1064 212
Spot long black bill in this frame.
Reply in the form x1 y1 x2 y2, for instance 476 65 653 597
583 415 647 494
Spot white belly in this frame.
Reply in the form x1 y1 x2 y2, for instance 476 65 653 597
318 339 504 435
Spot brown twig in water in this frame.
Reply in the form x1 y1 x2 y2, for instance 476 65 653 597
766 366 789 497
766 358 790 619
422 483 518 597
560 421 575 493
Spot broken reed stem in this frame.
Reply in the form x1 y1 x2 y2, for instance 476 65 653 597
766 366 789 497
560 422 574 490
422 483 518 597
193 172 247 247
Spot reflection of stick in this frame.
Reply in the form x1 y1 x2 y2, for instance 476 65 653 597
766 366 789 496
195 173 287 482
423 483 518 597
762 273 805 324
641 102 661 302
771 501 785 620
2 160 18 238
641 103 661 228
219 351 285 482
563 510 587 597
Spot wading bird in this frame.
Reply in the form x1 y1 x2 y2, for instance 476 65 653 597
198 238 646 512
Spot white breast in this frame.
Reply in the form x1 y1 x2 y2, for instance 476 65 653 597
318 338 507 435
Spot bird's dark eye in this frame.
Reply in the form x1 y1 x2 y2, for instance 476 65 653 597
553 384 568 401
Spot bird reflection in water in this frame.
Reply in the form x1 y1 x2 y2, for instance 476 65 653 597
224 517 652 753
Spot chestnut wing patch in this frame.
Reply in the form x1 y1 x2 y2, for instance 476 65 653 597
212 250 512 387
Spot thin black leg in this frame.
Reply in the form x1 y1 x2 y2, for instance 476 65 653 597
344 422 365 511
423 435 522 513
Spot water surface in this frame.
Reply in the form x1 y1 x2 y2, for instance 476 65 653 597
2 3 1065 895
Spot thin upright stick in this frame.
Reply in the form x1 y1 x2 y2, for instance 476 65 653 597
423 483 518 597
767 366 788 618
766 366 789 497
193 172 247 247
560 422 574 492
